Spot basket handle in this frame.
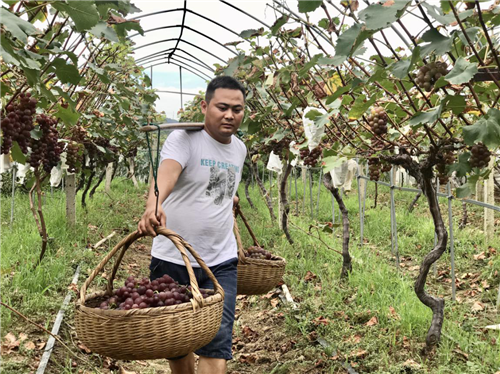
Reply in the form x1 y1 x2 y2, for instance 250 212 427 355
233 209 247 265
79 228 224 309
235 205 260 247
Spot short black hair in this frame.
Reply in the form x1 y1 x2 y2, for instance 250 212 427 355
205 76 246 103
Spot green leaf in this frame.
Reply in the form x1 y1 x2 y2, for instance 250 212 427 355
11 141 27 163
325 86 350 104
455 184 471 198
49 58 80 85
298 54 321 77
441 94 466 115
54 104 81 126
348 94 377 120
52 1 100 32
358 1 410 30
30 128 42 140
51 86 76 110
449 153 471 178
419 28 453 57
1 81 12 97
114 21 144 39
298 0 323 13
463 108 500 148
0 8 38 43
408 105 442 127
23 68 39 87
271 15 289 35
390 59 411 79
89 22 119 42
445 57 478 85
421 3 473 25
239 28 264 39
332 23 362 66
322 155 347 173
456 27 481 46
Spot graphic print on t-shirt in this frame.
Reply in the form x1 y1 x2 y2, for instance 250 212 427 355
205 165 236 205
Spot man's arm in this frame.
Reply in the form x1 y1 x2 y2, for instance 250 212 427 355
138 159 183 237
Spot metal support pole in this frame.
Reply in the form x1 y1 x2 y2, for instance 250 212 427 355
294 167 298 215
447 182 456 301
10 165 16 227
303 167 306 214
309 168 314 218
150 65 153 88
357 175 362 245
316 168 322 218
389 168 400 268
433 178 440 277
269 170 272 201
179 66 183 110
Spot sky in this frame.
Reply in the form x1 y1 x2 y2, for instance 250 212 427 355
130 0 274 119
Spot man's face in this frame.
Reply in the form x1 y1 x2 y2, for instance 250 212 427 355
201 88 245 144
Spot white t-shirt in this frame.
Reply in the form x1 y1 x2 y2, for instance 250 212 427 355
151 129 247 267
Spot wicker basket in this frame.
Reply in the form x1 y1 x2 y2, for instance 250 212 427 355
75 227 225 360
234 206 286 295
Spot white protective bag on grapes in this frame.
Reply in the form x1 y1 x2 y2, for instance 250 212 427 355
303 106 326 151
50 166 63 187
266 151 283 174
330 159 358 191
289 141 300 167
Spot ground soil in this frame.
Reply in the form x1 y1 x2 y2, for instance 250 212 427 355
31 236 330 374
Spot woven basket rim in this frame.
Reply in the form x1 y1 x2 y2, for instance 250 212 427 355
238 255 286 266
76 290 224 317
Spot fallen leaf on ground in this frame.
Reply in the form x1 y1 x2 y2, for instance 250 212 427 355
239 354 257 364
474 252 486 260
349 349 368 359
119 367 137 374
24 341 36 350
270 298 279 308
1 332 20 354
312 316 330 326
18 333 27 341
402 359 421 369
471 301 485 312
304 271 317 282
365 316 378 326
77 342 92 354
388 306 400 320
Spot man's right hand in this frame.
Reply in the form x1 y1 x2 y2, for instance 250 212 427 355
138 205 166 237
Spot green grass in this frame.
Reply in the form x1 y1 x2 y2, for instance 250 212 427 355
1 172 499 373
238 173 500 373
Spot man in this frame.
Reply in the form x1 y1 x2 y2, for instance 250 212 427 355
138 76 246 374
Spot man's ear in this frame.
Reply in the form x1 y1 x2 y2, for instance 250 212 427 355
201 100 208 115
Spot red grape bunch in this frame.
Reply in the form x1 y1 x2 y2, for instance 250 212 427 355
367 107 388 136
65 141 83 173
300 145 322 167
368 157 381 181
97 274 214 310
469 143 491 169
436 151 456 184
1 93 37 154
28 114 63 172
245 246 273 260
415 61 448 92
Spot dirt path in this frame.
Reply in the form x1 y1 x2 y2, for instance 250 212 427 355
43 237 328 374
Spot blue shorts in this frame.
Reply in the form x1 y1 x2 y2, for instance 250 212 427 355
149 257 238 360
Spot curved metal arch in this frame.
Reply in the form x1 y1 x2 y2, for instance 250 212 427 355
143 61 209 81
139 52 215 72
132 8 241 39
133 38 227 64
136 48 213 71
129 25 237 56
137 48 213 71
141 56 213 78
